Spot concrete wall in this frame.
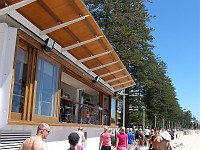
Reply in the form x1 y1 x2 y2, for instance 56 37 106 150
0 23 17 128
47 136 100 150
1 124 102 150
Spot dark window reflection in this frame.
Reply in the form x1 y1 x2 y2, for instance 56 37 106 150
12 48 28 113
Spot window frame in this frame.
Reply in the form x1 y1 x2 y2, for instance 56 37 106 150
9 38 34 120
31 51 61 123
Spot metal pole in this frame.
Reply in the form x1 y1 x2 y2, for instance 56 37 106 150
123 95 125 127
155 115 157 128
162 118 165 130
143 107 145 133
121 93 127 127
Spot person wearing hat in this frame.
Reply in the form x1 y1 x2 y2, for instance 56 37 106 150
157 131 172 150
75 126 85 149
68 132 83 150
99 126 113 150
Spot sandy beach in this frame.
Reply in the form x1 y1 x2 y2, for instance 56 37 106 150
173 130 200 150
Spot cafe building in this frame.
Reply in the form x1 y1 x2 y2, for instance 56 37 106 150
0 0 135 149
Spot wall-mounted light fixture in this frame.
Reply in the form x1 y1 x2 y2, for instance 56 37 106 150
92 76 100 83
95 76 100 82
43 38 55 52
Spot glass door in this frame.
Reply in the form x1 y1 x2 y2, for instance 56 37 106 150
10 40 32 120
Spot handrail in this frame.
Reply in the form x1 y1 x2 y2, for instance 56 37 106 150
61 97 96 109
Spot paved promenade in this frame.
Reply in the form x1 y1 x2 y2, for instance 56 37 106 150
173 130 200 150
47 130 200 150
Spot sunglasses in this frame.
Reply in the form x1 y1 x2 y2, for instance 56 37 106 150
43 129 50 133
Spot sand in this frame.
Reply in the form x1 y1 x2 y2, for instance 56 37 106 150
173 130 200 150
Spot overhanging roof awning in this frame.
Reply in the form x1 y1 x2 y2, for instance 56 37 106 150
0 0 135 92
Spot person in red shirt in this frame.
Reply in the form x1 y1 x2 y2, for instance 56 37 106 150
99 126 113 150
116 127 128 150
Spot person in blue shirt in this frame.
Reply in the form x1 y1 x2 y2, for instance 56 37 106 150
127 128 135 150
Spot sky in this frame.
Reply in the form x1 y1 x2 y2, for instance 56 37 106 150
145 0 200 121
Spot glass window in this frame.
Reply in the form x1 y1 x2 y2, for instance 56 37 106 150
35 56 59 117
111 97 116 124
11 48 28 113
103 95 109 125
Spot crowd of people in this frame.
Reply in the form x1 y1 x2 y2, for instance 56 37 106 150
18 123 86 150
99 126 174 150
18 123 175 150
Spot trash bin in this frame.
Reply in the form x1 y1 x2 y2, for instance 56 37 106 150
84 131 87 140
84 132 87 148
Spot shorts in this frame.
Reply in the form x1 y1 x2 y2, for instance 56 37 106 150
117 147 126 150
101 145 111 150
145 134 150 139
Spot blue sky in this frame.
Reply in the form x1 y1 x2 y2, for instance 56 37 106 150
145 0 200 121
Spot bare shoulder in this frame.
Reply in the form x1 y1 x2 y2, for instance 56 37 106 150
19 136 35 150
155 135 162 142
32 137 48 150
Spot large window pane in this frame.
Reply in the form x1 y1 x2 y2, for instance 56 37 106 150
111 97 116 124
35 56 59 117
12 48 28 113
103 95 109 125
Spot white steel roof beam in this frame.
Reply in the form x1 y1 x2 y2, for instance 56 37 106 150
61 36 103 52
99 68 125 78
114 84 134 92
76 50 113 64
0 0 36 16
39 15 89 36
88 61 119 72
111 80 132 88
106 75 129 83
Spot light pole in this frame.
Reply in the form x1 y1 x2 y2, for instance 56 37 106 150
121 93 128 127
154 115 157 128
162 118 165 130
142 106 145 133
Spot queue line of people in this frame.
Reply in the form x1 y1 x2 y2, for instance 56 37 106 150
18 123 173 150
99 126 173 150
99 126 128 150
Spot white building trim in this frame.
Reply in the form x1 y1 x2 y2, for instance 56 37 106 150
39 15 89 36
0 23 17 128
76 50 113 64
0 0 36 16
61 36 103 52
88 61 119 72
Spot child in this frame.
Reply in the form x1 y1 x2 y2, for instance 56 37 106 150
68 132 84 150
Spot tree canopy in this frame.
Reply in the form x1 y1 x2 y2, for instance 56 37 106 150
83 0 193 129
